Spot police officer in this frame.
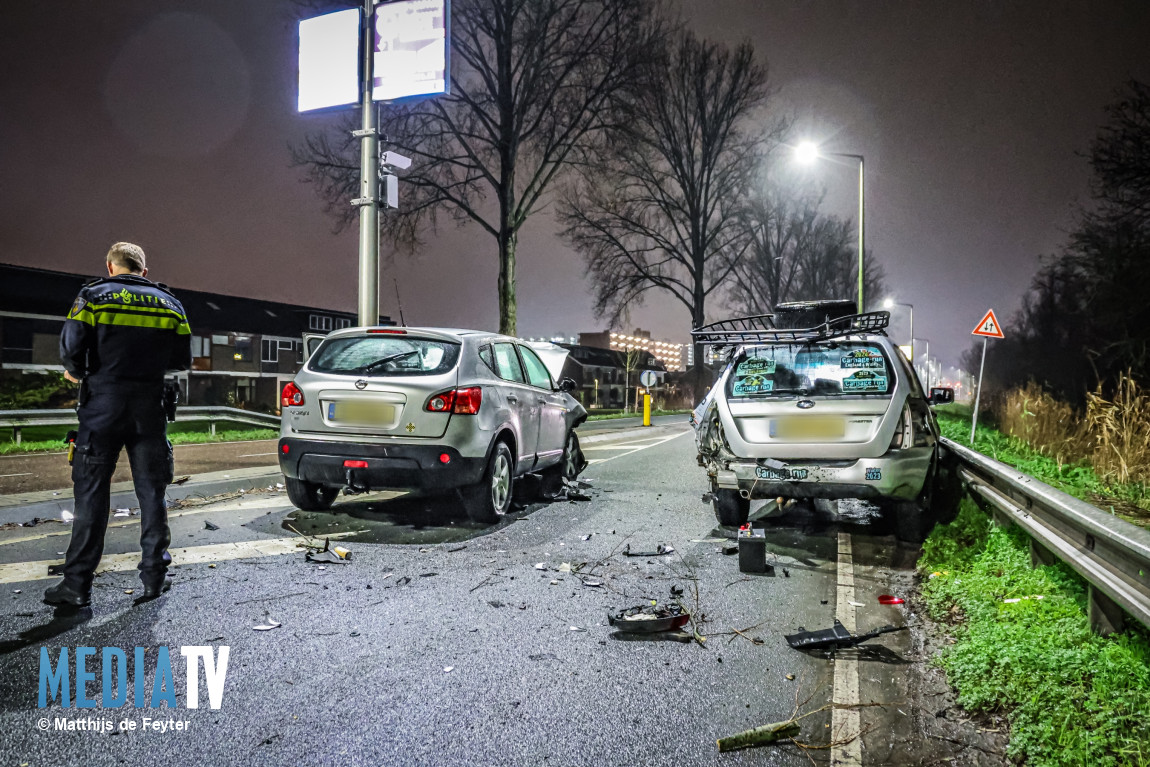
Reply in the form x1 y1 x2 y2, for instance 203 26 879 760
44 242 192 607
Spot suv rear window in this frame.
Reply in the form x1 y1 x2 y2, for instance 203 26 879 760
726 342 895 397
308 336 461 376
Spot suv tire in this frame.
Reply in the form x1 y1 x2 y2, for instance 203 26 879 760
539 430 582 499
713 487 750 527
461 441 514 523
285 477 338 511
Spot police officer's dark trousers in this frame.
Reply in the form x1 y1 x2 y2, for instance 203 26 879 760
63 378 174 591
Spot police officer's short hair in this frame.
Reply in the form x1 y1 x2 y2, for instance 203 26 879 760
106 242 146 273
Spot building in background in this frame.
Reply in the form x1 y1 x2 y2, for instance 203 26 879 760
557 344 666 410
0 263 390 412
577 329 685 373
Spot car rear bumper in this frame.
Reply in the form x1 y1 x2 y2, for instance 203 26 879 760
278 438 486 491
711 446 932 501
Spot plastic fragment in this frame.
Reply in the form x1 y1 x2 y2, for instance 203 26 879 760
253 619 281 631
878 594 904 605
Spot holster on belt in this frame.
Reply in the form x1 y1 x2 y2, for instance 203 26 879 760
162 379 180 423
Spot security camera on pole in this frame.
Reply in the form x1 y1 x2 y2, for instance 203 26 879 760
969 308 1005 444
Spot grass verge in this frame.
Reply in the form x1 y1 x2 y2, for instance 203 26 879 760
0 423 277 455
585 409 691 422
934 406 1150 527
919 499 1150 766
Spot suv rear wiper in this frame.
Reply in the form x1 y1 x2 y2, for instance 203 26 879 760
359 350 420 374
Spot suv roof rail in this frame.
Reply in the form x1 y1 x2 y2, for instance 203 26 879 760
692 311 890 347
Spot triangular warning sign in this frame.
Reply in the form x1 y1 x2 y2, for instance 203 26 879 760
971 309 1005 339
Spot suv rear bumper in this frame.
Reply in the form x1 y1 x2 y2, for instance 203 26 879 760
711 446 932 502
279 438 486 491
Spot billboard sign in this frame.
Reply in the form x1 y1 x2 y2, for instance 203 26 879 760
297 8 361 112
373 0 450 102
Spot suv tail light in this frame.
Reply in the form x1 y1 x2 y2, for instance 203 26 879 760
426 387 483 415
282 381 304 407
890 402 912 450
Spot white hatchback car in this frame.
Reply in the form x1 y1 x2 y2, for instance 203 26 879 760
278 327 588 521
692 301 954 540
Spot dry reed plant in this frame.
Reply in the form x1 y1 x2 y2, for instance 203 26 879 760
996 381 1086 468
1083 372 1150 486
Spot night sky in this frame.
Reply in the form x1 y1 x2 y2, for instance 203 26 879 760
2 1 1148 367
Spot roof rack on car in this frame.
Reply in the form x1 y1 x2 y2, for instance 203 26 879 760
692 311 890 348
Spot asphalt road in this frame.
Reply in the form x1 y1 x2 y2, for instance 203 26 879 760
0 423 1004 766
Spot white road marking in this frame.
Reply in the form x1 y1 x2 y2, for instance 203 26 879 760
238 452 277 458
0 532 359 584
832 531 863 766
580 445 645 451
584 430 692 465
0 472 33 478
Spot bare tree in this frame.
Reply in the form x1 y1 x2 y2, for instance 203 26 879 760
293 0 662 335
730 179 885 315
558 31 777 385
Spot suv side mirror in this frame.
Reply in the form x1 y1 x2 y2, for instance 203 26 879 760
929 387 954 406
558 377 577 393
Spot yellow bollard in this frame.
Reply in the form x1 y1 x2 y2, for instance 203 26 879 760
643 393 651 426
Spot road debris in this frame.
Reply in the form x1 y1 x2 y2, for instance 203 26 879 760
172 476 190 485
447 545 467 553
623 543 675 557
204 521 220 531
785 619 908 651
608 602 690 633
253 618 281 631
114 508 131 517
581 534 592 541
717 719 801 752
61 510 74 523
443 666 454 673
305 539 351 564
124 589 134 595
396 576 412 586
721 545 738 555
878 594 905 605
670 585 684 597
534 563 547 570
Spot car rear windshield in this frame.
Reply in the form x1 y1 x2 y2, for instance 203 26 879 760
726 342 895 397
308 336 461 377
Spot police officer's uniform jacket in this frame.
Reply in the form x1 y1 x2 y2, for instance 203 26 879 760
57 273 193 592
61 274 192 382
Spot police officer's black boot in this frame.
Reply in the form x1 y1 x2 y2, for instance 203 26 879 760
43 580 91 607
140 576 172 600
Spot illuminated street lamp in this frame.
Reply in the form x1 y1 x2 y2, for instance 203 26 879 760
795 141 866 312
883 299 914 362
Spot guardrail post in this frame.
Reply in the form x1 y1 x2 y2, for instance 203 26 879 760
12 426 20 445
210 420 217 438
1029 539 1055 569
1089 586 1126 636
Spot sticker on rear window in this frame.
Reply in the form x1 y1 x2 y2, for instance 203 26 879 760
732 358 776 395
842 370 888 392
733 374 774 396
840 348 885 369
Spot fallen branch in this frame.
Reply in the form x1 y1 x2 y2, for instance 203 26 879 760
717 720 801 752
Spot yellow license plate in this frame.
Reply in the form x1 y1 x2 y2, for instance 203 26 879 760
770 416 844 440
328 401 395 424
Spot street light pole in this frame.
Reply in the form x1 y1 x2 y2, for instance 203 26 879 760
356 0 380 327
794 144 865 312
912 337 931 389
884 300 914 361
856 155 864 313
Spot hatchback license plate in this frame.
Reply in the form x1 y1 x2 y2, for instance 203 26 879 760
770 416 844 440
328 401 396 424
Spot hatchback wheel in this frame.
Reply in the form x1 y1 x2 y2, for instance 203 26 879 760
539 430 583 499
713 486 750 527
461 441 514 523
285 477 338 511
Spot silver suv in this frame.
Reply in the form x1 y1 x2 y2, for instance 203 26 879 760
692 301 953 540
278 327 587 521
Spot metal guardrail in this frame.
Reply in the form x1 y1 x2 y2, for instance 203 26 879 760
941 436 1150 634
0 406 279 443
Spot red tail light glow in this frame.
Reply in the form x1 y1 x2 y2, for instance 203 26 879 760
343 460 369 468
367 328 407 334
425 387 483 415
281 381 304 407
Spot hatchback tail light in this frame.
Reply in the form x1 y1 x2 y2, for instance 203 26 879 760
425 387 483 415
282 381 304 407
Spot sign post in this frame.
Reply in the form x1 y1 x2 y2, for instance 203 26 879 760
969 309 1005 444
